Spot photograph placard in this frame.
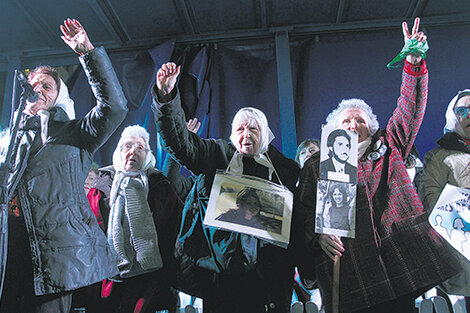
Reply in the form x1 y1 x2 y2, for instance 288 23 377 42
319 125 358 184
203 170 293 248
315 179 357 238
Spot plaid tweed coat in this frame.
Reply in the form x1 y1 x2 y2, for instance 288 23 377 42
296 60 461 313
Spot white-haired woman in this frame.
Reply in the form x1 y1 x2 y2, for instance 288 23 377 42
86 125 183 313
296 18 460 313
422 89 470 310
152 63 299 313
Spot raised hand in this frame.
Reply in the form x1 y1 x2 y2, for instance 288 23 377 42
186 118 201 134
156 62 181 96
402 17 427 64
60 19 95 55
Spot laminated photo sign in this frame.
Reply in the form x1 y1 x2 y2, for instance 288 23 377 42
315 179 357 238
319 125 358 184
203 170 293 248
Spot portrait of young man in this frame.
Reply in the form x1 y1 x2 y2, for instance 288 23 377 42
319 127 358 184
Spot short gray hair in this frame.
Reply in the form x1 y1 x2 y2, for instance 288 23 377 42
325 98 380 137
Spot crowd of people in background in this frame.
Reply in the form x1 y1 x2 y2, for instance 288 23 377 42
2 16 470 313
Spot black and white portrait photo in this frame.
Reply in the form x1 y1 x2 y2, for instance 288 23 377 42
319 125 358 184
315 179 356 238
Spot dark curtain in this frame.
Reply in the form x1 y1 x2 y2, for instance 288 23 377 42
66 24 470 167
291 25 470 157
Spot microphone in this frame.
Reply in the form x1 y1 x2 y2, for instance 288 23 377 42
16 70 39 103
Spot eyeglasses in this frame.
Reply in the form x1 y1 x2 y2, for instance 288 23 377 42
453 90 470 118
121 142 147 153
454 106 470 119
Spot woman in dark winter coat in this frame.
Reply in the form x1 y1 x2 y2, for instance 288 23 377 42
152 62 300 313
421 89 470 307
0 19 127 313
87 125 183 313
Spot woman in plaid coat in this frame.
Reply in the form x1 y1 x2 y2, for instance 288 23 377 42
296 18 460 313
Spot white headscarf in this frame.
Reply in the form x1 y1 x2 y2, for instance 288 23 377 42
0 77 76 159
54 79 75 119
112 125 156 174
108 125 162 276
444 89 470 138
228 107 277 180
229 107 274 155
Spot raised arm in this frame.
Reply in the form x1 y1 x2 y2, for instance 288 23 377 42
152 62 232 176
56 19 128 152
387 17 429 158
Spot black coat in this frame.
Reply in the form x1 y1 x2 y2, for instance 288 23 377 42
152 88 300 313
7 47 127 296
319 157 357 183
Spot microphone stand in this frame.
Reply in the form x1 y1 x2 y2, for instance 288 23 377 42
0 70 31 301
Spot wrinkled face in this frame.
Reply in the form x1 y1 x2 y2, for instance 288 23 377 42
232 121 261 156
338 108 370 143
299 143 320 168
25 73 58 115
332 188 344 206
120 136 147 172
331 136 350 163
240 195 261 220
455 95 470 138
84 171 97 195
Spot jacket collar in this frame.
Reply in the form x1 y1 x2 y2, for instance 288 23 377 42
438 132 470 153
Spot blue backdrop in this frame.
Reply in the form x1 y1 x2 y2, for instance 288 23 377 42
67 24 470 168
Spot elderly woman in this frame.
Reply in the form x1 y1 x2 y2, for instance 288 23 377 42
87 125 183 313
296 18 460 313
0 19 127 313
421 89 470 308
152 63 299 313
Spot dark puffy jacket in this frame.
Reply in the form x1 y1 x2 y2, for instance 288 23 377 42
10 47 127 296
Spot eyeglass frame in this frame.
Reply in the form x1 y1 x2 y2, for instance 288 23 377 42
120 141 149 153
453 90 470 118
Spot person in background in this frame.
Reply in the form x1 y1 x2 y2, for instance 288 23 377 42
421 89 470 312
152 61 300 313
88 125 183 313
295 138 320 169
161 117 204 312
162 118 201 202
296 18 460 313
0 19 127 313
84 162 100 195
293 139 323 312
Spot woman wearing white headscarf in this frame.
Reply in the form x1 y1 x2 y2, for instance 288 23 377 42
422 89 470 308
88 125 183 313
152 62 300 313
0 19 127 313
